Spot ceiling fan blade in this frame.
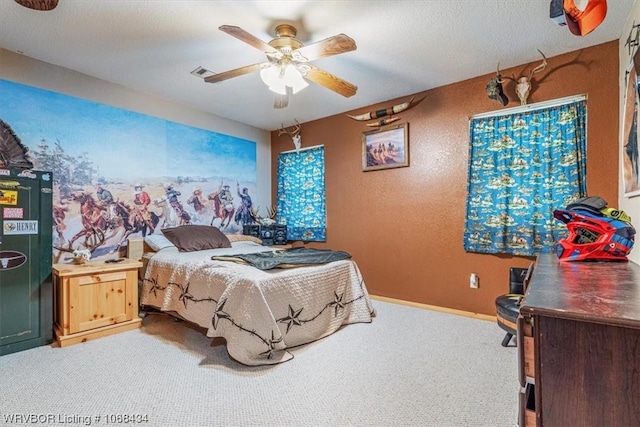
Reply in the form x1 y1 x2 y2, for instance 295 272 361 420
13 0 58 10
219 25 277 54
305 65 357 98
204 63 265 84
294 34 356 61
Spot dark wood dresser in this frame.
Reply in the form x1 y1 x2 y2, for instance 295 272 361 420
518 254 640 426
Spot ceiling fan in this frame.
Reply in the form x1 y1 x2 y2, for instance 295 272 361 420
204 24 357 108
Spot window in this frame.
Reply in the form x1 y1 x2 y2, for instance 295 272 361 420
276 146 326 242
464 98 587 256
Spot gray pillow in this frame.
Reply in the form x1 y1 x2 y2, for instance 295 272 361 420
162 225 231 252
144 232 176 251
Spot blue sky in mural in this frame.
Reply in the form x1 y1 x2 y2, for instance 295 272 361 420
0 79 256 181
165 122 255 181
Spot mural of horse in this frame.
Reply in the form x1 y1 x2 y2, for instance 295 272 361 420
208 190 235 229
106 201 132 232
55 191 162 258
187 190 206 213
107 202 160 253
154 196 190 228
154 196 178 228
63 192 117 252
130 206 160 237
105 201 135 253
186 190 209 222
52 204 68 245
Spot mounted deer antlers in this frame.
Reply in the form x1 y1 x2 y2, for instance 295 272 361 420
52 226 106 262
278 120 302 152
249 205 277 225
249 205 261 222
499 49 548 105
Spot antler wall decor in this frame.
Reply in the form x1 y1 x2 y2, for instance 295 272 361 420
249 205 277 226
347 96 425 128
498 49 548 106
52 226 106 263
366 116 401 128
486 65 509 106
278 120 302 152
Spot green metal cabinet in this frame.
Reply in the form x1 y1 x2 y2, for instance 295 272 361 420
0 168 53 355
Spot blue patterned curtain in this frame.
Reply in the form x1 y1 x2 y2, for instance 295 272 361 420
276 146 326 242
463 99 587 256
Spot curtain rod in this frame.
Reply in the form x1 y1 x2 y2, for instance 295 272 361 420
279 144 324 155
470 94 587 120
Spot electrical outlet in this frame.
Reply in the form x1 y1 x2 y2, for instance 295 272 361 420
470 273 479 289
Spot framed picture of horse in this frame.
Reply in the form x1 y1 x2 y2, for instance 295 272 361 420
623 57 640 197
362 122 409 172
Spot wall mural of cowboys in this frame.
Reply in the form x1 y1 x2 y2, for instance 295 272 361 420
0 79 258 260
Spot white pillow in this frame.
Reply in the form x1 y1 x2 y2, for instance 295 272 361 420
144 232 176 251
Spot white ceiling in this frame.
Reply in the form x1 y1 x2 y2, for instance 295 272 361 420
0 0 635 131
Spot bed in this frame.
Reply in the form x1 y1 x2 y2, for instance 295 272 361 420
136 227 375 366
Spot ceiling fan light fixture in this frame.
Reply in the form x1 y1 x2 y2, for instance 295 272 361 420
260 64 308 95
283 65 308 94
260 65 279 87
268 81 288 95
261 66 286 94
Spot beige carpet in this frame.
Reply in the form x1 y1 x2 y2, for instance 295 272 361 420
0 299 518 427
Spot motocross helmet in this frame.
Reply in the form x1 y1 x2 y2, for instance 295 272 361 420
553 208 635 261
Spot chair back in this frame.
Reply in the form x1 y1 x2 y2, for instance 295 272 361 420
509 267 528 295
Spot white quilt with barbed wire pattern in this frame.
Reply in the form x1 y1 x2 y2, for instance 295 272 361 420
141 241 374 365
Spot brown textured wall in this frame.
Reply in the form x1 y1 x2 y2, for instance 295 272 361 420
271 41 619 316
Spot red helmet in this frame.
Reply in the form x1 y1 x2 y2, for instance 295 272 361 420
553 208 635 262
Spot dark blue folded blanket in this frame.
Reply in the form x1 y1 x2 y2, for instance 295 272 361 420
212 247 352 270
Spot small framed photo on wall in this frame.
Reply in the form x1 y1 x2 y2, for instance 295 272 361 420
362 123 409 172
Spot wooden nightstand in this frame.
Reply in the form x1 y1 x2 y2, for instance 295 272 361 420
52 258 143 347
